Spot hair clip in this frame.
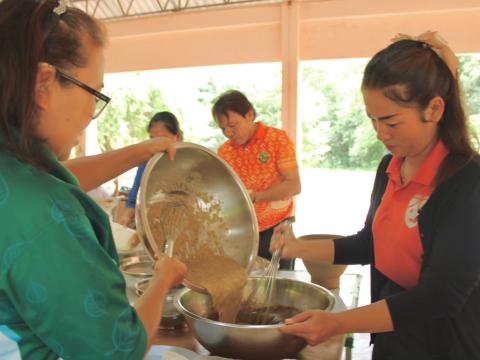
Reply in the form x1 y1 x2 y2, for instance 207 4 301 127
42 0 67 42
53 0 67 16
391 31 458 78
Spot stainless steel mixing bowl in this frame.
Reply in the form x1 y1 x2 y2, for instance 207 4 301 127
175 277 335 360
136 142 259 292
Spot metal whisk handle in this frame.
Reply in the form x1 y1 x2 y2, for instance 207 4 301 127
163 238 175 257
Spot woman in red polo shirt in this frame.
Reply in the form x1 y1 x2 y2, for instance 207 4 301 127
271 32 480 359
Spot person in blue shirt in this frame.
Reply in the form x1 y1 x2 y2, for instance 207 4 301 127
119 111 183 228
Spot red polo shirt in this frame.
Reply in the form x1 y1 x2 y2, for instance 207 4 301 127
372 141 448 289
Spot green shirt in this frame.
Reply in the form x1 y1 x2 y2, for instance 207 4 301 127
0 141 147 359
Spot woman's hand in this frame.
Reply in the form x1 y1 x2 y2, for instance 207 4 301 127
270 221 297 258
118 208 134 227
129 233 141 248
151 254 187 290
139 136 177 161
248 189 257 203
280 310 341 346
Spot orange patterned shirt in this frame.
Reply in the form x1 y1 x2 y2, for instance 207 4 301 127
218 122 298 231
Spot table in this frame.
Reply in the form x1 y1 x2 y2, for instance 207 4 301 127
124 270 355 359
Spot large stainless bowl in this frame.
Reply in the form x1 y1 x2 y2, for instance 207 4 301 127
175 277 335 360
136 142 259 292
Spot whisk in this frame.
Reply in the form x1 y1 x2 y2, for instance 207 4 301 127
244 217 295 324
160 197 189 257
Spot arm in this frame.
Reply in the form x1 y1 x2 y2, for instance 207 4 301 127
270 223 335 262
280 300 393 346
64 137 176 192
254 167 301 203
386 168 480 329
270 155 392 264
13 216 150 359
134 255 187 351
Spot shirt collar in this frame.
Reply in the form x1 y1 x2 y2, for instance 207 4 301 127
230 121 267 148
387 140 449 186
0 129 79 187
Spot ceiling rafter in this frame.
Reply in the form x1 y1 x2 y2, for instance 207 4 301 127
67 0 281 21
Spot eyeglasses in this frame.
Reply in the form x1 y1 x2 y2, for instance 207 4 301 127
55 68 111 119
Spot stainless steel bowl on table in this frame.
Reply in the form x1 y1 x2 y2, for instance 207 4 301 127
175 277 335 360
119 254 153 277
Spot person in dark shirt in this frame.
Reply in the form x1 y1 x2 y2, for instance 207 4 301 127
271 31 480 359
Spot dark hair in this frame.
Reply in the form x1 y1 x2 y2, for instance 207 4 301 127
362 39 476 184
148 111 183 141
0 0 106 168
211 90 256 123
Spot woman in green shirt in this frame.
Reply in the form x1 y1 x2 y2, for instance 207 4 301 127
0 1 187 359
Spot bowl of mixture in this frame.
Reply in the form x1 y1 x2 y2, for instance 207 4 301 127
136 142 259 292
175 276 335 360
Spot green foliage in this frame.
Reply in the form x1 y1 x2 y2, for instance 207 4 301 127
459 54 480 150
195 78 282 150
300 59 386 170
96 55 480 166
196 79 235 150
97 102 122 152
459 54 480 116
300 54 480 170
96 86 169 152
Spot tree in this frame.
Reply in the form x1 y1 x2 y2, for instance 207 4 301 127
301 60 382 170
459 54 480 150
97 102 123 152
195 78 282 150
97 86 171 151
459 54 480 117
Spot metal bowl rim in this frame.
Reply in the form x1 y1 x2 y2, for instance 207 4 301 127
137 142 259 292
119 254 153 277
174 276 336 328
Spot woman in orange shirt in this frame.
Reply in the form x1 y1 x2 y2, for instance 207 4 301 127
271 32 480 359
212 90 301 269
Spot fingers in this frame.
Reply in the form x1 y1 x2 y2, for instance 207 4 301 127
284 310 313 324
144 137 177 160
280 311 333 346
165 140 176 160
129 233 140 248
270 226 285 252
270 222 296 258
151 255 187 288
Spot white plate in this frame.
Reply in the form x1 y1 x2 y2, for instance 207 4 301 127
146 345 198 360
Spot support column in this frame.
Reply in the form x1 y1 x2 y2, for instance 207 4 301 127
281 0 300 145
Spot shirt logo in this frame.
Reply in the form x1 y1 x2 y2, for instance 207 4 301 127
258 151 270 164
405 194 428 229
